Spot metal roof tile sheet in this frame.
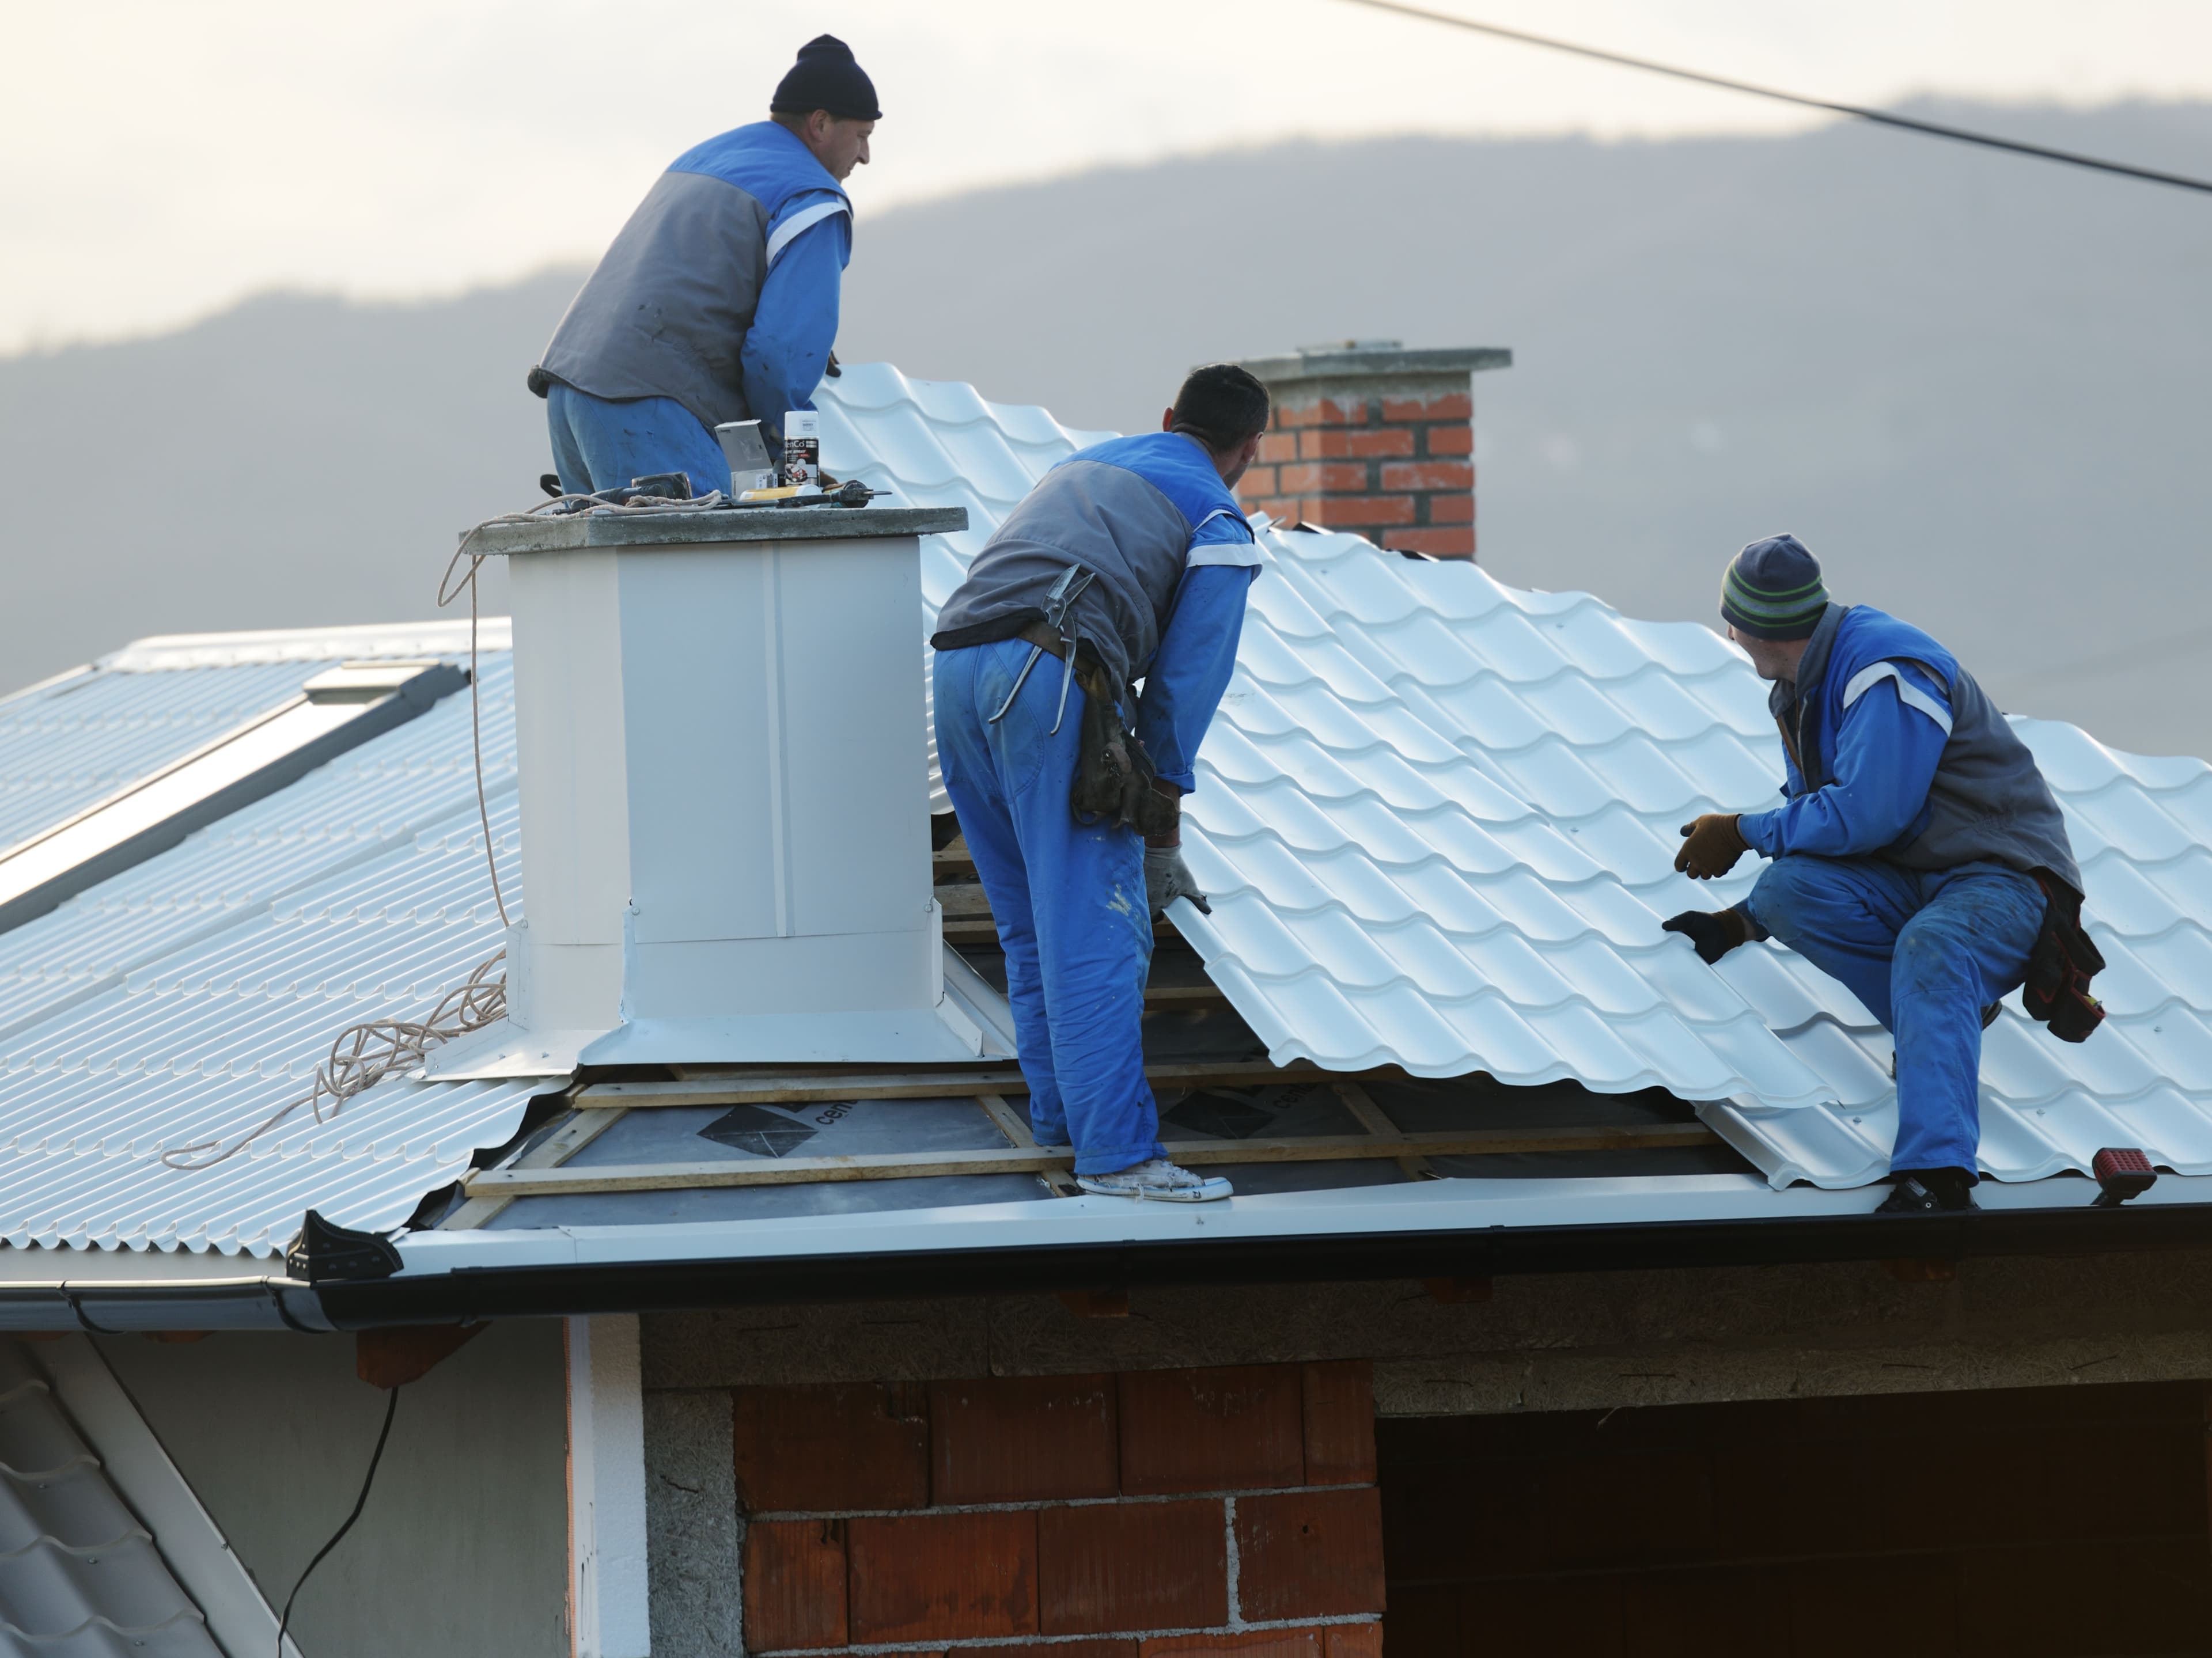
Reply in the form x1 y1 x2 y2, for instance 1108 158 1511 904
9 361 2212 1260
815 362 2212 1191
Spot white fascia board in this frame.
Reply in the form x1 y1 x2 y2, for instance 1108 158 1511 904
567 1315 650 1658
35 1335 304 1658
393 1170 2212 1279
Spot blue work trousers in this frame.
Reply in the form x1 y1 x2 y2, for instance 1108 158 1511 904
545 382 729 499
933 638 1163 1175
1744 855 2046 1173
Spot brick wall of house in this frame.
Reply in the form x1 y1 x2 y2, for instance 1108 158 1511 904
736 1362 1386 1658
1231 343 1509 562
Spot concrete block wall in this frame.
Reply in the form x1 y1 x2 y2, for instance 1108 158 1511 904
734 1362 1387 1658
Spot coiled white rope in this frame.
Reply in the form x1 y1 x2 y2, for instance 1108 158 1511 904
164 489 719 1174
160 953 510 1171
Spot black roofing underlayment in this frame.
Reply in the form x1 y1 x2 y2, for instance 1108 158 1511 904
460 907 1756 1236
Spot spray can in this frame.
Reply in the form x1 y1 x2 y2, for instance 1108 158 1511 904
781 410 821 488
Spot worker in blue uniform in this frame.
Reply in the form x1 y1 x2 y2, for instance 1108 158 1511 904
1663 535 2082 1213
527 35 876 496
930 365 1272 1202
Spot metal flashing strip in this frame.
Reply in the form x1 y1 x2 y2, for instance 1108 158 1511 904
0 661 467 936
319 1171 2212 1325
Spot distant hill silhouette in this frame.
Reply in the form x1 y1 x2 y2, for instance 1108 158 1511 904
3 99 2208 753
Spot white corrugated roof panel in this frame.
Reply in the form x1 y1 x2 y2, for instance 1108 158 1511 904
0 661 313 855
0 638 541 1254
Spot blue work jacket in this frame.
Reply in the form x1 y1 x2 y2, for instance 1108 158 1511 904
1738 604 2080 893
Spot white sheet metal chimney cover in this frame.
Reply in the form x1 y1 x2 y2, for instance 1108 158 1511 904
482 504 982 1067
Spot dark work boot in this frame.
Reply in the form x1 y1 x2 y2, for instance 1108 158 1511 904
1876 1166 1980 1213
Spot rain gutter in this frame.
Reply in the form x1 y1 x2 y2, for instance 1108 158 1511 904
319 1171 2212 1328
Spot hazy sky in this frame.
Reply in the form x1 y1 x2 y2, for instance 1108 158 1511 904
7 0 2211 354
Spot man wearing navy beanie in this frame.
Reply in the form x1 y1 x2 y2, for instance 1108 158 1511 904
529 35 880 495
1662 535 2087 1214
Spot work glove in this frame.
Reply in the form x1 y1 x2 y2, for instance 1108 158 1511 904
1662 908 1751 965
1675 813 1748 879
1145 846 1212 917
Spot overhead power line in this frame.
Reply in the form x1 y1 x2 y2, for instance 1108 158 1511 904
1331 0 2212 198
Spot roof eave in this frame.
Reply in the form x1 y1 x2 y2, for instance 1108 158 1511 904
313 1175 2212 1327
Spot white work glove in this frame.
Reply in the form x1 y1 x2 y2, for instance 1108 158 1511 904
1144 845 1211 916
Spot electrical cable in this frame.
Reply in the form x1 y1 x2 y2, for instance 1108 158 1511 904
164 490 710 1175
1328 0 2212 199
276 1382 400 1658
433 485 735 927
160 951 507 1170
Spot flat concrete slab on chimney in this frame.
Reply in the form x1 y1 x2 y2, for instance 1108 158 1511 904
469 503 968 556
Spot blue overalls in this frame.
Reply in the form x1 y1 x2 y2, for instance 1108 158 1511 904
931 432 1260 1174
1731 605 2078 1174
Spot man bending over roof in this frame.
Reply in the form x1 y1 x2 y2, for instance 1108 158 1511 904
1664 535 2086 1214
527 35 876 497
929 365 1271 1203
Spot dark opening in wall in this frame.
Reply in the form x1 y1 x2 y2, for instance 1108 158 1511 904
1379 1380 2212 1657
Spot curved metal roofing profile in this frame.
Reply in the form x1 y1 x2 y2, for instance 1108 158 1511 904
815 362 2212 1190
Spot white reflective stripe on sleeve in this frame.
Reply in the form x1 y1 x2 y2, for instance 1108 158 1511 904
1842 661 1953 736
1187 540 1264 569
765 199 849 267
1185 511 1264 568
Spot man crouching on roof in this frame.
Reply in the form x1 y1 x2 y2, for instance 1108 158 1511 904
929 365 1271 1202
1662 535 2084 1215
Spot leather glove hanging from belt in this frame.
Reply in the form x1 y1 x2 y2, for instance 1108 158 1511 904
1674 813 1748 880
1143 783 1212 917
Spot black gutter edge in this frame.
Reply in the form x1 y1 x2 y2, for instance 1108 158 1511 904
319 1196 2212 1327
0 1276 334 1334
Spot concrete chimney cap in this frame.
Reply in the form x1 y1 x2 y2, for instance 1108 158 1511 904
468 503 967 557
1231 343 1512 387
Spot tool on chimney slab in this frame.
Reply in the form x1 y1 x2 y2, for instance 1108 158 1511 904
2090 1146 2157 1206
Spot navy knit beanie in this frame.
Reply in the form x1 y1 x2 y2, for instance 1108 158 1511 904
1721 534 1829 640
771 35 880 122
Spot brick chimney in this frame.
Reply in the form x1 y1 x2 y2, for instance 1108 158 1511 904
1233 342 1510 559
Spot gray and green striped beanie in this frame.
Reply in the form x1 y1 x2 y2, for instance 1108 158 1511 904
1720 534 1828 640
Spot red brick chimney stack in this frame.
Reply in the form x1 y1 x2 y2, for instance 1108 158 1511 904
1233 341 1510 559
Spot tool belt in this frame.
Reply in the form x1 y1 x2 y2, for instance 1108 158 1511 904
1017 624 1179 838
2024 871 2105 1043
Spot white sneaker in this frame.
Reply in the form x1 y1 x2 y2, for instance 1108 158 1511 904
1075 1158 1233 1202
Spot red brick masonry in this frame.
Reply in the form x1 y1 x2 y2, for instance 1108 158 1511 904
739 1362 1387 1658
1239 394 1475 560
